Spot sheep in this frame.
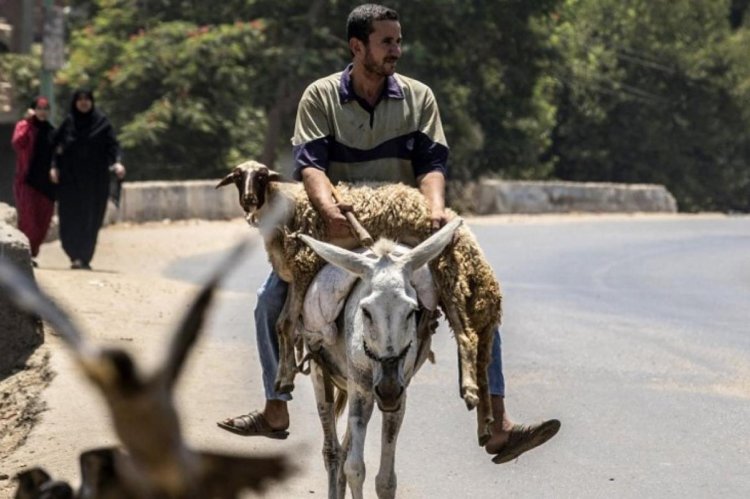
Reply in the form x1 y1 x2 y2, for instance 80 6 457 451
217 160 503 445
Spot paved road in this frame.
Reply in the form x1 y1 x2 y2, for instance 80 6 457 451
183 214 750 498
5 215 749 498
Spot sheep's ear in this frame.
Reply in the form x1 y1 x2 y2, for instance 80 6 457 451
216 167 241 189
267 169 284 182
400 218 462 272
298 234 374 277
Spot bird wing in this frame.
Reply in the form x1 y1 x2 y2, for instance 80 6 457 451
0 258 99 361
160 238 255 389
197 452 292 497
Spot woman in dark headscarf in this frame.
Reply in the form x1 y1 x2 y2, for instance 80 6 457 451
51 89 126 270
11 96 56 265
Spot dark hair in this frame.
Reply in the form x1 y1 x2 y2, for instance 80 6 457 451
30 96 50 110
346 4 399 46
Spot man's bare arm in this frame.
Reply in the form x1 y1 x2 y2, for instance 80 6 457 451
301 167 351 239
418 170 448 230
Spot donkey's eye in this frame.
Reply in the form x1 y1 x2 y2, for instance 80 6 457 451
407 310 416 321
362 308 372 321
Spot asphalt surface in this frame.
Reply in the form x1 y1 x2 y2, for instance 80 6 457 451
4 214 750 498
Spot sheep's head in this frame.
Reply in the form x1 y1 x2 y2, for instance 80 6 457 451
216 160 283 222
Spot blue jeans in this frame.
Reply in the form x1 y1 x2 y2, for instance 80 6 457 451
255 271 506 400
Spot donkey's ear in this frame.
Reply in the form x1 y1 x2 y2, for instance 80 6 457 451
216 167 241 189
401 217 463 272
298 234 374 277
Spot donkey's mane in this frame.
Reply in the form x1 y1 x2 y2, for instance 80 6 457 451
371 238 398 258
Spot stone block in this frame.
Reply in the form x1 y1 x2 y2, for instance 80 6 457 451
0 222 43 376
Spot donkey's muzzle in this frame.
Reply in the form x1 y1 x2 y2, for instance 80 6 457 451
374 378 404 413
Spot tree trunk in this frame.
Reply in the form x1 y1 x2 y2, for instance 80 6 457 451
259 0 326 169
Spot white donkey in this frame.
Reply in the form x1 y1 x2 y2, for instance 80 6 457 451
298 218 463 499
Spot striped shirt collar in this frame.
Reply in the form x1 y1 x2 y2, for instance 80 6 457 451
338 63 405 104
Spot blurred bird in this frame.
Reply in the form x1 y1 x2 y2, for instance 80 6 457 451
1 239 291 498
14 468 73 499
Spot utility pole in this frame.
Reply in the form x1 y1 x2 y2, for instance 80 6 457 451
42 0 64 119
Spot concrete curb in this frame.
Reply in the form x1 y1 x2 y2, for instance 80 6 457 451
466 180 677 215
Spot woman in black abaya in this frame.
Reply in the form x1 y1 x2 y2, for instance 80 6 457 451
51 89 126 270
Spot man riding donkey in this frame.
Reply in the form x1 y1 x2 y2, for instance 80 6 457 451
218 3 560 463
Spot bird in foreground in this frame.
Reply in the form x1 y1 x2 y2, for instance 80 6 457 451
1 239 291 498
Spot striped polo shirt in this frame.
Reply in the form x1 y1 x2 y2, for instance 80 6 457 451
292 64 449 186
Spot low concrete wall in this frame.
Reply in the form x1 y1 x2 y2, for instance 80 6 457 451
71 178 681 224
117 180 243 223
469 180 677 215
6 178 680 226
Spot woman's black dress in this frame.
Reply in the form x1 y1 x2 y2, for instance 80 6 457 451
54 100 119 267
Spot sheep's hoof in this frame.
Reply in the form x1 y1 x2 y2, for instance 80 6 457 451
461 389 479 410
478 430 491 447
477 420 493 446
275 381 295 394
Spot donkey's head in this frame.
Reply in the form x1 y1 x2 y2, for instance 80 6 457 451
299 218 462 412
216 160 283 221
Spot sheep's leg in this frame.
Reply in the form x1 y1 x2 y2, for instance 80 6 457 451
344 385 374 499
475 324 496 446
375 394 407 499
274 285 303 394
310 362 343 499
443 302 479 409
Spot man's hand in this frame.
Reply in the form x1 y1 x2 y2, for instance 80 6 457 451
430 208 449 231
320 203 352 239
417 171 448 232
49 167 59 184
301 167 355 240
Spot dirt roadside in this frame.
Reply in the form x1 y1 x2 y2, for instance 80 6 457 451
0 219 251 497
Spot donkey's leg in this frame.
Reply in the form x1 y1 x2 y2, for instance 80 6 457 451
375 395 407 499
310 362 343 499
344 386 374 499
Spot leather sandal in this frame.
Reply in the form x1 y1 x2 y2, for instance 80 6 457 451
216 411 289 440
491 419 561 464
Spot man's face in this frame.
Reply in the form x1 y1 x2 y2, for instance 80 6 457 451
362 20 402 77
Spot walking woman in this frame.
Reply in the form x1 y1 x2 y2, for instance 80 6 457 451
11 96 56 266
51 89 126 270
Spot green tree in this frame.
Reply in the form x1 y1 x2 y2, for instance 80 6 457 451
548 0 750 211
57 0 559 183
